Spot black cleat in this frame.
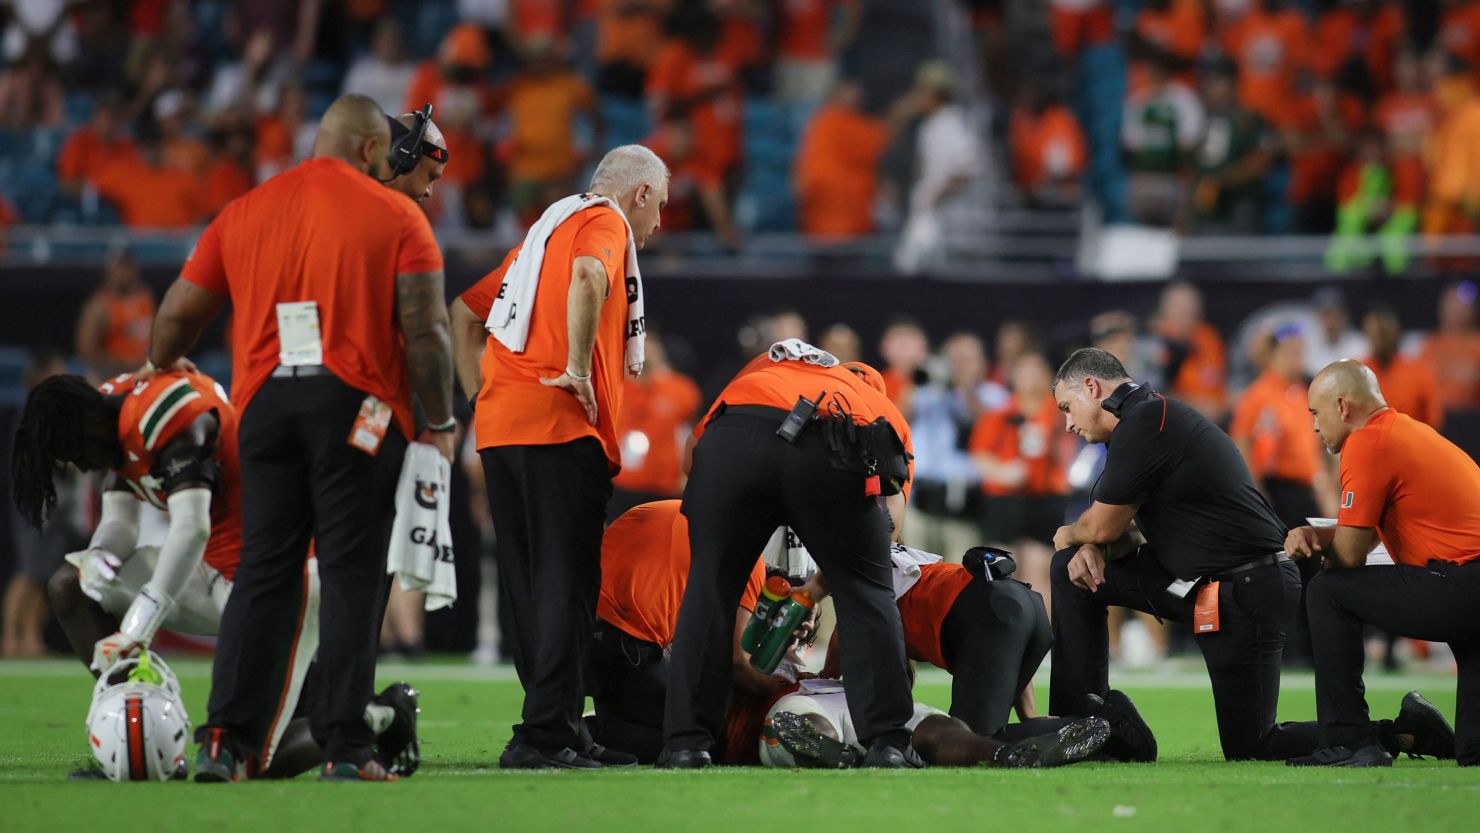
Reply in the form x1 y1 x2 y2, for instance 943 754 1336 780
194 729 244 783
499 741 602 770
860 740 926 769
372 682 421 777
654 749 711 769
1287 743 1394 768
767 711 860 769
586 744 639 767
1085 691 1158 762
1395 691 1456 760
993 717 1112 769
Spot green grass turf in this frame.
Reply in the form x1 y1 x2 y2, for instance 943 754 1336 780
0 659 1472 833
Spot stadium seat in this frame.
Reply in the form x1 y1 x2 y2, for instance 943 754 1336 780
0 347 31 407
597 96 649 150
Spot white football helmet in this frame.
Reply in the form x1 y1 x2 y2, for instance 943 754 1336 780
85 651 190 781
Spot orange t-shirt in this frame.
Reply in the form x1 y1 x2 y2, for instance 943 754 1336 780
163 136 210 175
56 128 138 186
613 370 702 496
778 0 852 61
100 290 156 367
1421 331 1480 412
501 71 596 182
1365 355 1442 430
100 370 242 580
1338 408 1480 566
180 157 444 439
597 0 671 66
896 562 974 671
598 500 765 646
795 104 890 238
462 206 632 468
696 356 915 500
1374 92 1438 158
1161 322 1227 412
1222 9 1308 124
1441 3 1480 87
513 0 564 38
92 158 204 228
1128 0 1205 92
967 393 1072 497
1309 6 1404 86
1228 369 1320 485
1048 1 1115 57
1009 105 1087 191
646 41 742 175
1277 92 1365 205
201 157 254 218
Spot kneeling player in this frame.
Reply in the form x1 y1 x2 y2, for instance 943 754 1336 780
11 371 417 778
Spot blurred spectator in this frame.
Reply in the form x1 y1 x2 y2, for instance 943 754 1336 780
894 61 984 273
774 0 861 104
817 323 862 364
404 22 495 117
611 333 701 517
1325 128 1420 274
253 82 314 180
1091 310 1159 381
2 0 79 65
968 352 1071 614
1152 280 1228 421
1278 75 1364 233
1229 324 1331 527
499 36 597 222
595 0 672 97
56 95 138 197
1047 0 1115 60
73 249 155 379
1123 55 1205 226
1422 54 1480 237
153 89 210 175
645 113 740 248
1362 306 1443 428
1420 281 1480 412
795 80 919 241
1439 0 1480 87
1219 0 1307 125
340 17 415 113
1309 0 1404 86
770 309 808 343
200 126 255 218
1190 60 1273 233
91 136 205 228
202 26 290 119
647 7 743 183
989 320 1037 385
1009 77 1088 207
1374 49 1436 235
712 0 767 93
0 193 15 247
878 317 929 411
0 40 64 129
1127 0 1206 93
1303 286 1368 376
904 332 997 563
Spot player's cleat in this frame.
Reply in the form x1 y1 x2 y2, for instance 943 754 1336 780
586 744 639 767
499 741 602 770
993 717 1112 769
194 729 244 783
320 760 399 781
1286 743 1394 768
1085 690 1158 762
1394 690 1455 760
653 749 711 769
372 682 421 776
768 711 860 769
860 740 926 769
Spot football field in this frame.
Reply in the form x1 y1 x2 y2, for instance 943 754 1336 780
0 660 1472 833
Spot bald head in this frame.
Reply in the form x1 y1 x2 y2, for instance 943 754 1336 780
384 113 448 202
1307 359 1388 453
313 94 392 177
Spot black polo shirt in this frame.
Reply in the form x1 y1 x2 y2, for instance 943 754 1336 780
1092 383 1286 579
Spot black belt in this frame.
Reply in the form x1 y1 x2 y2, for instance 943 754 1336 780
706 403 791 425
1215 551 1290 579
270 365 333 378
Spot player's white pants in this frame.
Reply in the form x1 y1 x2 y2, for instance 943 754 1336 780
758 678 943 767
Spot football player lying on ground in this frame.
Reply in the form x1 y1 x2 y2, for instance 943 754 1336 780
592 499 1112 767
11 370 419 779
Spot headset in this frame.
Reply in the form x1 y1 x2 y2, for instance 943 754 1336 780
384 104 449 180
1100 381 1142 417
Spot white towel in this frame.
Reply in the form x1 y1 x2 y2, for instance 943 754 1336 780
387 443 457 611
485 193 646 376
888 544 943 600
767 338 839 367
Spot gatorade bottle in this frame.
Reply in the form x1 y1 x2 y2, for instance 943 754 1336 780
749 590 816 674
741 576 794 653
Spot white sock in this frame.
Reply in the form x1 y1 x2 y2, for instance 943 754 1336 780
364 703 395 735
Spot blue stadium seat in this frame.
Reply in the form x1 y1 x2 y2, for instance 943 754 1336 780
64 93 95 127
10 167 58 223
410 0 460 60
597 96 649 150
0 347 31 407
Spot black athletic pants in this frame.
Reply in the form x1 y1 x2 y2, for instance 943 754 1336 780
203 374 405 766
1308 559 1480 764
481 438 611 753
1049 546 1323 760
937 577 1052 736
586 619 668 763
1264 477 1322 666
664 412 914 753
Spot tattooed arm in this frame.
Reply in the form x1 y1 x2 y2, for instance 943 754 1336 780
395 270 454 453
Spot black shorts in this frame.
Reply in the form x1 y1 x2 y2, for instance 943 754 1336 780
980 495 1068 546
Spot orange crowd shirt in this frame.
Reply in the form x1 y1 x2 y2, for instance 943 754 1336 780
462 205 632 468
92 157 204 228
1129 0 1205 91
1161 322 1228 412
1308 5 1404 86
1228 369 1320 486
896 562 975 672
596 0 671 67
1338 408 1480 566
501 71 596 182
1048 0 1115 57
1365 355 1442 430
1440 2 1480 88
1009 105 1087 191
1421 331 1480 411
614 369 702 496
967 393 1072 497
100 290 156 367
795 103 890 238
778 0 853 61
181 157 444 439
1221 7 1308 124
57 127 138 186
646 41 742 174
598 500 765 647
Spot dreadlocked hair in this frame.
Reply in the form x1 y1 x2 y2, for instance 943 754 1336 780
11 374 107 528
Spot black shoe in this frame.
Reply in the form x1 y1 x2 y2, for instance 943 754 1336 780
499 741 602 770
1084 691 1158 763
768 711 860 769
860 740 926 769
372 682 421 777
194 728 244 783
654 749 712 769
1394 691 1456 760
1287 743 1394 768
586 744 639 767
994 717 1112 768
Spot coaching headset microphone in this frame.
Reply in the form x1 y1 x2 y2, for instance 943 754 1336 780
380 104 449 182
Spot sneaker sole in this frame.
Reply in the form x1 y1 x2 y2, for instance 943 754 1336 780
769 711 858 769
1000 718 1112 768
